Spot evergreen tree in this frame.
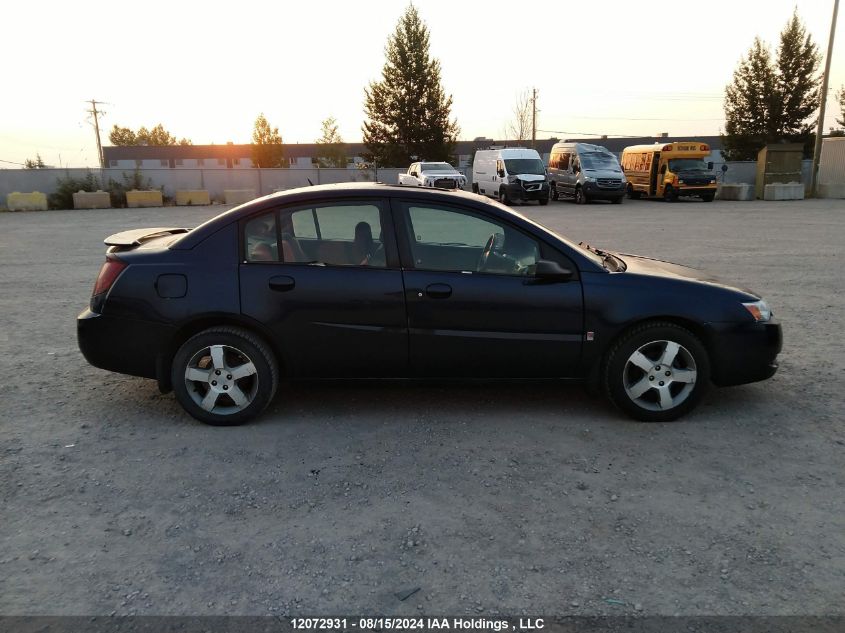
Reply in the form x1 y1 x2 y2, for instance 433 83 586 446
362 5 459 167
315 117 347 168
722 11 821 160
251 113 285 168
24 153 47 169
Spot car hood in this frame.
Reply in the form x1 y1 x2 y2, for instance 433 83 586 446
422 170 463 178
619 252 759 298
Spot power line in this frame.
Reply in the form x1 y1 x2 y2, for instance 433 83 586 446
537 129 650 139
0 159 27 166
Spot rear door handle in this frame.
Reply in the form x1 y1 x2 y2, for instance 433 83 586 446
269 275 295 292
425 283 452 299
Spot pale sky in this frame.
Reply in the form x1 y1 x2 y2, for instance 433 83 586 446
2 0 843 168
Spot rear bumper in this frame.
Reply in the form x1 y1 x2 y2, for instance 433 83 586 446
707 320 782 387
77 308 173 380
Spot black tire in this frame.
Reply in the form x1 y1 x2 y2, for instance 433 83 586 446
551 183 560 201
626 184 640 199
611 196 623 205
701 193 715 202
171 327 278 426
499 187 511 205
471 183 479 194
663 185 678 202
538 196 549 206
603 321 710 422
575 186 588 205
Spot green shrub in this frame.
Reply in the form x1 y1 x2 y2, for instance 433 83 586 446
48 171 101 210
108 169 153 207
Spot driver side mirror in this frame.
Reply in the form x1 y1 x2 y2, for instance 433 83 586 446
707 161 714 170
497 168 505 178
534 259 573 281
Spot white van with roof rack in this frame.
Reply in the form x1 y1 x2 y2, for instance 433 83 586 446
472 147 549 205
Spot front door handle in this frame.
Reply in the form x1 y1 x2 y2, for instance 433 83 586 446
425 283 452 299
269 275 295 292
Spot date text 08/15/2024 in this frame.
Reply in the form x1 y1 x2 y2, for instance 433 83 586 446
291 618 546 631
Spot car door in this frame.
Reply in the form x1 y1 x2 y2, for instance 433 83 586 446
238 199 408 378
394 199 583 378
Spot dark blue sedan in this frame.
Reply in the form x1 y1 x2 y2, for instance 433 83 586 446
78 184 781 425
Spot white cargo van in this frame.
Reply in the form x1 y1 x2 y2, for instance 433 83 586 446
547 142 626 204
472 148 549 205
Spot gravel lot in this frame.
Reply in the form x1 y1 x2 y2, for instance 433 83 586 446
0 196 843 617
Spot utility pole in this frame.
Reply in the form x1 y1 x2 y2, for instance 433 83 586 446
86 99 107 168
531 88 538 149
811 0 839 197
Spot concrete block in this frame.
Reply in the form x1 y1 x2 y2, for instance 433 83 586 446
126 189 163 208
7 191 48 211
717 183 754 201
817 184 845 199
224 189 257 205
73 190 111 209
175 190 211 206
763 183 804 201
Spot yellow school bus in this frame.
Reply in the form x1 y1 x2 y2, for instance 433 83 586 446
620 142 717 202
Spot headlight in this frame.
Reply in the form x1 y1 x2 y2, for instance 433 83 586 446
679 180 685 185
583 176 595 183
742 300 772 322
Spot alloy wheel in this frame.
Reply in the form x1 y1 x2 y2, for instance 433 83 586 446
622 339 697 412
184 344 259 415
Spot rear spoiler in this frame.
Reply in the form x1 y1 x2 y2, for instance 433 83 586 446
104 227 190 247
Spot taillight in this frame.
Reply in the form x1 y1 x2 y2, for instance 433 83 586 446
92 258 127 297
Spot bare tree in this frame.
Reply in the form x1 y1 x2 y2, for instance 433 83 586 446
506 89 532 142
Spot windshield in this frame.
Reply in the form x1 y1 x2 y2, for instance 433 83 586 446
504 158 545 176
581 152 620 170
669 158 710 172
421 163 455 172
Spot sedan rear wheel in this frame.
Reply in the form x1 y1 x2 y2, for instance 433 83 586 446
172 327 278 425
604 322 709 422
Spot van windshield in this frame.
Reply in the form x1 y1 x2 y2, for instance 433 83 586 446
669 158 710 172
581 152 620 170
504 158 545 176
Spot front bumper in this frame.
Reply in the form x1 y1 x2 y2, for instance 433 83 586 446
707 319 782 387
582 181 626 201
78 308 173 380
678 185 717 197
505 181 550 201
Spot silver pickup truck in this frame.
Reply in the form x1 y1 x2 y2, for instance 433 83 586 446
398 162 467 189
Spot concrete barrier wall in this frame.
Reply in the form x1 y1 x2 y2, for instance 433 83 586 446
0 167 408 204
6 161 817 204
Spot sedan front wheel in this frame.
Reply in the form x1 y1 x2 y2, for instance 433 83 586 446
172 327 278 425
604 322 709 422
